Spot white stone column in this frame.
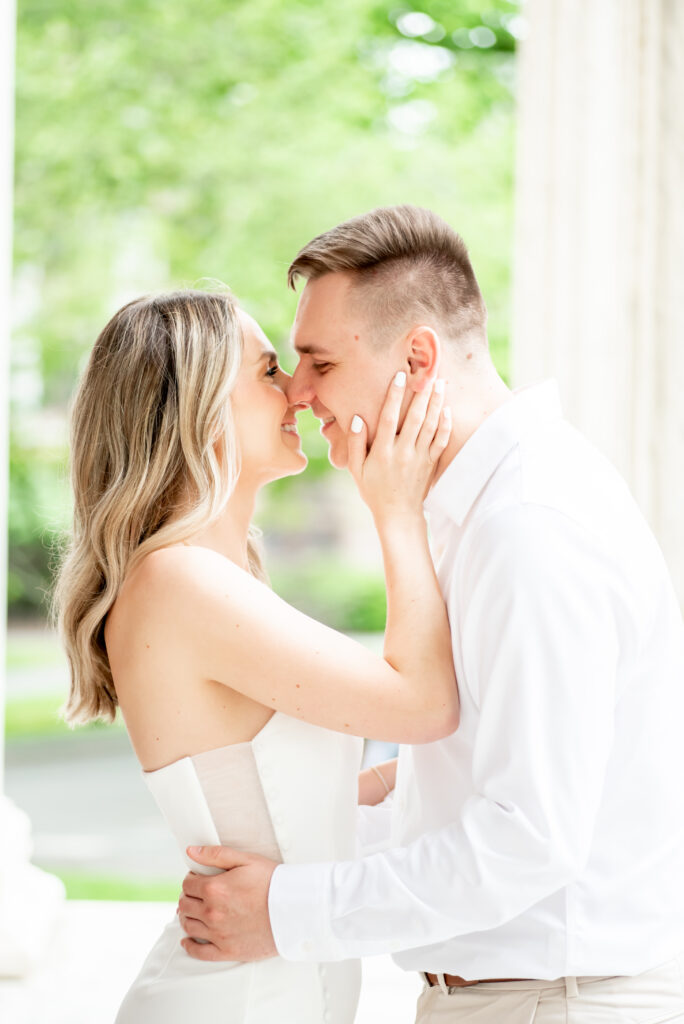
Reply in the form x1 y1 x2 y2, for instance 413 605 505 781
0 0 66 979
512 0 684 600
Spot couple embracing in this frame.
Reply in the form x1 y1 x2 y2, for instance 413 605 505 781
54 206 684 1024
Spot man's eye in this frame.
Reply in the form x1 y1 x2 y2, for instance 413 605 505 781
265 364 279 377
312 363 331 373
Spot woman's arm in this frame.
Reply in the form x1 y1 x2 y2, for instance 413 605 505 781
358 759 397 806
138 377 458 743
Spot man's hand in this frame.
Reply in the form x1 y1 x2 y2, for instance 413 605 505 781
178 846 279 962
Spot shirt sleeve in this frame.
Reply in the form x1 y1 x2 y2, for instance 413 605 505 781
269 504 620 961
356 791 394 856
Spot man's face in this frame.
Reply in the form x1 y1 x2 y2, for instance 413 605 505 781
288 273 404 469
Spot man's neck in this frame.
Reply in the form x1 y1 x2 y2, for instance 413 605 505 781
432 367 512 486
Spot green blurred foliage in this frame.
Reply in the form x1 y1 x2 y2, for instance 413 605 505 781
9 437 69 614
55 871 179 901
4 691 123 739
11 0 517 618
271 560 389 632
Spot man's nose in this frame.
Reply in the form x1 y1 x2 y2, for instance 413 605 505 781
286 364 315 406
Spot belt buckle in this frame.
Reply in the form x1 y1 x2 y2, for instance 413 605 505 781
426 972 480 994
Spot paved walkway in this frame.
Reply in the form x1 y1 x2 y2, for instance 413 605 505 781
5 731 185 879
0 901 422 1023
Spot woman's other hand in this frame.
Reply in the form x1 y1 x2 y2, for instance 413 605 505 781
358 758 398 806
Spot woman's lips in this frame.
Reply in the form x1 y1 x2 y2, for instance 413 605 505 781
280 421 301 441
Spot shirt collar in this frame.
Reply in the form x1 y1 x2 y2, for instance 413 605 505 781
424 379 563 527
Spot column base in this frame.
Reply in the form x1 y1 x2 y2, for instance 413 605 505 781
0 795 66 977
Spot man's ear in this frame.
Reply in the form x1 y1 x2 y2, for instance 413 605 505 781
406 327 441 392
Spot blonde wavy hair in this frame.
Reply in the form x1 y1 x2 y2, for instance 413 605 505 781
52 289 266 726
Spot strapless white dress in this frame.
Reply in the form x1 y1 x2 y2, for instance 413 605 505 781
115 712 363 1024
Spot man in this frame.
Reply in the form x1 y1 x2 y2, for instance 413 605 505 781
177 206 684 1021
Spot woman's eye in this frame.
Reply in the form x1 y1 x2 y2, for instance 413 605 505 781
265 364 279 378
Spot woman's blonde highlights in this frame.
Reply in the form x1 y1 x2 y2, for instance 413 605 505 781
52 289 266 726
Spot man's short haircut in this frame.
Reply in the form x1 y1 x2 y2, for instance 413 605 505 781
287 205 487 349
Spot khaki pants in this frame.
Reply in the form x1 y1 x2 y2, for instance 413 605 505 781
415 955 684 1023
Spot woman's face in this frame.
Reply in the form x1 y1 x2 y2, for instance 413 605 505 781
230 309 307 487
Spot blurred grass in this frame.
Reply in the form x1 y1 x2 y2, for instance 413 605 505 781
6 626 66 669
4 692 126 740
58 871 179 901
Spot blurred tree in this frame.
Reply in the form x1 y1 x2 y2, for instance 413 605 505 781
11 0 519 619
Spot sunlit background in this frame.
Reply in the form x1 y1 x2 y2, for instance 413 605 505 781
7 0 519 903
4 1 684 1019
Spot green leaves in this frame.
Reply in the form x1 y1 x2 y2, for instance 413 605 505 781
14 0 516 360
11 0 517 614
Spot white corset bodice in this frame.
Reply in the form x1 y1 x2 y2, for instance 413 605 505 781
144 712 363 873
117 712 364 1024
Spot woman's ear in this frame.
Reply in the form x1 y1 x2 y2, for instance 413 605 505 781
406 327 441 392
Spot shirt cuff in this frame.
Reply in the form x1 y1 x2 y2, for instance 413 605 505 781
268 861 341 961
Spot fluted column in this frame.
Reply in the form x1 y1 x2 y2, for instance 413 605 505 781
512 0 684 599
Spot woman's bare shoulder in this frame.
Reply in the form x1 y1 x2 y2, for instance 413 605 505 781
126 544 251 600
107 545 260 678
108 545 255 645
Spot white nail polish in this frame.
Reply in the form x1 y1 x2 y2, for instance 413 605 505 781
351 415 364 434
434 378 445 394
394 371 406 388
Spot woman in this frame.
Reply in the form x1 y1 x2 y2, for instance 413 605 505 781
53 289 458 1023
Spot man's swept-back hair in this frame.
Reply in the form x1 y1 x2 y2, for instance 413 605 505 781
287 205 487 348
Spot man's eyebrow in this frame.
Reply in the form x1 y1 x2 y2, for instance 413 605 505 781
292 342 332 356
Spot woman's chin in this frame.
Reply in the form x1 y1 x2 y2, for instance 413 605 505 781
268 449 308 481
289 451 309 476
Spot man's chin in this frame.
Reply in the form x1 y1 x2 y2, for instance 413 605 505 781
327 446 348 470
324 434 349 470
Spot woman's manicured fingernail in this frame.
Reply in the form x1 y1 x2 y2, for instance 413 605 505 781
443 405 452 420
434 378 445 394
394 371 406 388
351 415 364 433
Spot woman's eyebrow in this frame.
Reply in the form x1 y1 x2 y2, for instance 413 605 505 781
255 349 278 365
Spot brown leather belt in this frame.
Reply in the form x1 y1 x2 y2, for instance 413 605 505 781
426 973 526 989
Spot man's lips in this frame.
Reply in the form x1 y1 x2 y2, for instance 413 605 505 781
320 416 337 435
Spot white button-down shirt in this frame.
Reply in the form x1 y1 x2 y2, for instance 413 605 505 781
269 381 684 978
